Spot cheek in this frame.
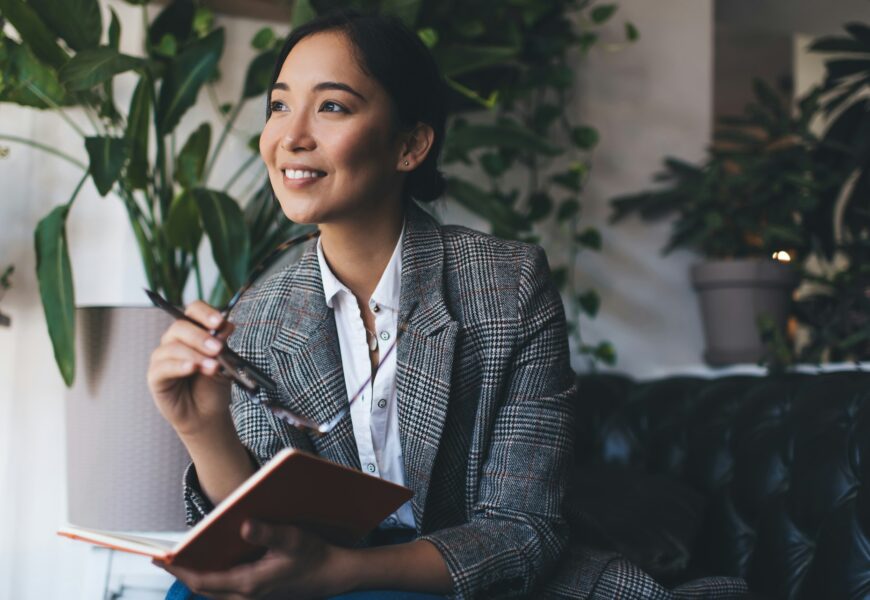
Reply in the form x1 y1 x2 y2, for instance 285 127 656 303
329 122 395 173
259 120 280 163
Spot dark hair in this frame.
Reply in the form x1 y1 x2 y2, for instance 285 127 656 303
267 11 448 203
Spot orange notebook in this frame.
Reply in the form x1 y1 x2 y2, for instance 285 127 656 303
58 448 413 571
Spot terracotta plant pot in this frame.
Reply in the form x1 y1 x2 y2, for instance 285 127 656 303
690 259 799 366
65 307 189 531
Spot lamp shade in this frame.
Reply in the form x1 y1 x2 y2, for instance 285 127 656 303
66 307 190 531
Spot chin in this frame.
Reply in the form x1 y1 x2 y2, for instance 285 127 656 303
278 203 323 226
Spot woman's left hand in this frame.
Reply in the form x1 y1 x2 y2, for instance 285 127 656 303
156 520 351 600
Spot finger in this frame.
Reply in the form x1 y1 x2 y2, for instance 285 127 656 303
242 520 302 553
167 562 269 599
160 565 234 598
161 320 224 358
151 343 221 378
147 357 198 389
185 300 226 330
214 320 236 341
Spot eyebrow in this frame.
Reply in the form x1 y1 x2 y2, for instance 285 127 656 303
269 81 367 102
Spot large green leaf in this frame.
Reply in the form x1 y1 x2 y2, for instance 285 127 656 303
571 125 600 150
192 188 250 291
845 22 870 47
243 49 280 99
34 204 75 386
590 4 618 24
0 37 68 108
108 8 121 50
125 77 151 189
0 0 68 68
446 176 525 235
810 35 868 54
445 123 560 157
291 0 316 28
148 0 195 51
165 191 202 252
175 123 211 188
155 28 224 135
58 47 142 91
29 0 101 52
824 58 870 86
85 136 128 196
381 0 422 27
432 44 517 77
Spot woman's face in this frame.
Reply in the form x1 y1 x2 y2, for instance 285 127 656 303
260 31 407 225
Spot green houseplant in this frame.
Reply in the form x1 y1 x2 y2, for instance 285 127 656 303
293 0 636 366
610 80 839 365
0 0 301 385
0 0 313 532
794 22 870 362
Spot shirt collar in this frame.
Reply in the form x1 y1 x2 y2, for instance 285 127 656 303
316 221 405 311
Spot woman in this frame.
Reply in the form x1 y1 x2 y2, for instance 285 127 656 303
148 10 745 600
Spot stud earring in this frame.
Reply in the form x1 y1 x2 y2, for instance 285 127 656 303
403 160 410 166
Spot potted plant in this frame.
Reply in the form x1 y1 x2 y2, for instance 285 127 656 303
0 0 303 531
0 0 302 385
610 80 840 365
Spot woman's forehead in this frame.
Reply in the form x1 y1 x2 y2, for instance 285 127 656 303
277 31 373 93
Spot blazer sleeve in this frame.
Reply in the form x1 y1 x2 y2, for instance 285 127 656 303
182 300 315 526
420 245 576 599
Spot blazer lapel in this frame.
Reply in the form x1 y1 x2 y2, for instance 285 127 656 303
396 204 459 530
267 246 360 470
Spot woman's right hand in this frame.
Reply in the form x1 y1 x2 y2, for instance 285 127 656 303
147 300 237 438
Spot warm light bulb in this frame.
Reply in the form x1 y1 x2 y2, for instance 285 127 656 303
772 250 792 263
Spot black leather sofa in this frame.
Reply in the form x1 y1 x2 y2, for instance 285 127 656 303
571 371 870 599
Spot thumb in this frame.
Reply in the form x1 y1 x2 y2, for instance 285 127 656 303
242 520 301 552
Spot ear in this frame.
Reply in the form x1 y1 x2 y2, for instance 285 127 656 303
397 123 435 172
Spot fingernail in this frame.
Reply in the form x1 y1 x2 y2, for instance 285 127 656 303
209 314 222 327
204 338 222 352
202 358 217 370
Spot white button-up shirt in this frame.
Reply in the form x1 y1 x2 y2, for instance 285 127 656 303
316 226 415 529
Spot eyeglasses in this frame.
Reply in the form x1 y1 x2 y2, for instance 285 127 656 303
146 229 397 435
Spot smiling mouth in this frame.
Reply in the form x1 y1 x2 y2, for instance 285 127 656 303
282 169 327 181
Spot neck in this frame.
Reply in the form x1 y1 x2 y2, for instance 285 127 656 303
318 201 405 302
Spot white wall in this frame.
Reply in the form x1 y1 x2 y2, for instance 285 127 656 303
0 0 714 596
716 0 870 36
567 0 713 377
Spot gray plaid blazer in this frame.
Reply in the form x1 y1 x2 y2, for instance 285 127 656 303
182 203 747 599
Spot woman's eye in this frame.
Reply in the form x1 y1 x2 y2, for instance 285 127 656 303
320 101 347 113
269 100 288 113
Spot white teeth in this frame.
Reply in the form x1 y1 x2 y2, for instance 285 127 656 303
283 169 323 180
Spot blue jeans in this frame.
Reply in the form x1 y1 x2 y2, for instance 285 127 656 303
165 529 447 600
167 580 444 599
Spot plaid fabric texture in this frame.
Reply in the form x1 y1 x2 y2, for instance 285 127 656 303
589 558 749 600
181 203 747 599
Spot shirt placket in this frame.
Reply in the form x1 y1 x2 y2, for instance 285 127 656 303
341 293 379 478
369 304 394 465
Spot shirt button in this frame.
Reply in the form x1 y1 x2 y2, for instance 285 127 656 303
372 304 380 313
379 331 390 341
386 516 397 526
377 398 387 409
366 463 376 473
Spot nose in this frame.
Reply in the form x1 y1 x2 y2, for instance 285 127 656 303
278 112 316 152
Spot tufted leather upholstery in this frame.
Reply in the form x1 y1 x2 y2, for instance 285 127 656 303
573 372 870 599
